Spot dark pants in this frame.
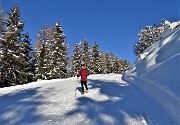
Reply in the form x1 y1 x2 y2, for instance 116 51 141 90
81 81 88 92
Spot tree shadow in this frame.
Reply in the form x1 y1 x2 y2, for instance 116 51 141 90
65 79 145 125
0 87 45 125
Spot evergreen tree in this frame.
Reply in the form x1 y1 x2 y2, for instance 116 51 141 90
48 22 69 78
134 26 153 56
106 52 114 73
82 39 91 70
35 24 50 79
134 20 165 56
0 9 5 87
67 57 73 77
119 58 130 73
100 52 108 74
112 57 120 73
19 33 34 82
91 42 101 74
30 52 37 81
71 43 82 76
0 5 26 87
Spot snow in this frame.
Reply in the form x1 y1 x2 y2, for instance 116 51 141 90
0 73 177 125
0 38 4 41
124 22 180 124
0 22 179 125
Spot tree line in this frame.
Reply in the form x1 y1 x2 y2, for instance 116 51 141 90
70 40 130 77
0 5 130 87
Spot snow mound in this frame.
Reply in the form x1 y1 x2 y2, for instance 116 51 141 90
124 21 180 124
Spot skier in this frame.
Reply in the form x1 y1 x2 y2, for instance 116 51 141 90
77 64 89 94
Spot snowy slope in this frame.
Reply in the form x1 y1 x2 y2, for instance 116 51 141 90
124 22 180 124
0 73 176 125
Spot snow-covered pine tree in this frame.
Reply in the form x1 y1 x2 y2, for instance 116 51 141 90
112 57 121 73
71 43 82 76
91 41 102 74
19 32 34 82
67 57 73 77
82 39 91 71
134 21 165 56
100 52 108 74
119 58 130 73
0 5 27 87
152 24 164 42
30 52 37 81
106 52 114 73
0 9 5 87
134 26 153 56
35 24 50 80
48 22 68 79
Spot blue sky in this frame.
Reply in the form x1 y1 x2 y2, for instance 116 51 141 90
1 0 179 63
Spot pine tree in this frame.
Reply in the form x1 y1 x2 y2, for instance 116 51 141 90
134 22 164 56
48 22 68 78
82 39 91 71
91 42 101 74
100 52 108 74
67 57 73 77
35 24 50 79
71 42 83 76
112 57 120 73
106 52 114 73
134 26 153 56
19 33 34 82
119 58 130 73
0 5 26 87
0 9 5 87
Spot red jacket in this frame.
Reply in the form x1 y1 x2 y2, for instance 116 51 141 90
77 69 89 81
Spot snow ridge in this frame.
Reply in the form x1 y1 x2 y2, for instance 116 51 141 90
124 22 180 124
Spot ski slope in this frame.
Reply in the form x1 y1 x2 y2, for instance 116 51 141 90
0 74 176 125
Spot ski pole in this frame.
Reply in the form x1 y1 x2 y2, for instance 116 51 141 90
75 77 79 97
75 81 77 97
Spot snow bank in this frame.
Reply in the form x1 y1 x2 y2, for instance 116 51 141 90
124 22 180 124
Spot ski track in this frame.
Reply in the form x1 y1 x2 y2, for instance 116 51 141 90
0 74 174 125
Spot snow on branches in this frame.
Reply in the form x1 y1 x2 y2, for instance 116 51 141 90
134 19 170 56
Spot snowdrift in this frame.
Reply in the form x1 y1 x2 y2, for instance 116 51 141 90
123 21 180 124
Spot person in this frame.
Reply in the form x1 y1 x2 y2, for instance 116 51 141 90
77 64 89 94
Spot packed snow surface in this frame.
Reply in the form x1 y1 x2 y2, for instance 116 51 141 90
0 74 177 125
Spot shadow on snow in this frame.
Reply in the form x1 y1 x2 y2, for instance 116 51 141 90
66 78 144 125
0 87 44 125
